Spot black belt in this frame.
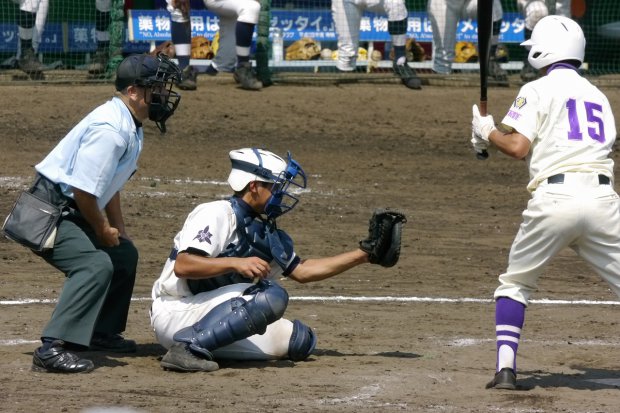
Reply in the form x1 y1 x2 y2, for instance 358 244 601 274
547 174 610 185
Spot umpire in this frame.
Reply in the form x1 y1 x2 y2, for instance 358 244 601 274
22 53 181 373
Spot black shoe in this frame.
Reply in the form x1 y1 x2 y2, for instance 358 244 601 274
520 60 538 82
233 62 263 90
176 66 198 90
204 64 218 76
90 333 137 353
486 368 517 390
18 48 45 79
88 49 108 75
32 340 94 374
161 343 219 372
488 57 508 82
392 61 422 90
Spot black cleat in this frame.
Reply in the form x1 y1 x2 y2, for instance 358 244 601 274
32 340 94 374
90 333 137 353
233 62 263 90
392 61 422 90
176 65 198 90
160 343 219 372
486 368 517 390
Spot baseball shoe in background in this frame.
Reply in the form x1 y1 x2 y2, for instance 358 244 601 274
88 49 109 75
160 343 219 372
392 60 422 90
488 57 508 83
90 333 137 353
176 66 198 91
19 48 45 79
520 59 538 82
32 340 95 373
233 62 263 90
485 368 517 390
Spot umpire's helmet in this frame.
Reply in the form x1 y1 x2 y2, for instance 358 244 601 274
115 53 182 133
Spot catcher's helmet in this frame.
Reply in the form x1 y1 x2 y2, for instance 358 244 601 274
521 15 585 70
115 53 182 133
228 148 307 219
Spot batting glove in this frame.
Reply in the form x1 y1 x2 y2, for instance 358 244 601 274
471 133 489 154
472 104 496 141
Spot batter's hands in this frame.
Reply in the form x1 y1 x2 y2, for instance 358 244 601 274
472 104 496 141
237 257 271 279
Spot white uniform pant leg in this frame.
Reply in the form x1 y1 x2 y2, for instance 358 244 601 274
332 0 362 71
379 0 407 21
494 186 582 305
572 192 620 298
151 283 294 360
427 0 465 74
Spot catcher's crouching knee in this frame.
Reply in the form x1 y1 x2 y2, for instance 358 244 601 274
288 320 317 361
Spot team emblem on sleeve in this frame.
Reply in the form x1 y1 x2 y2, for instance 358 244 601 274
514 97 527 109
193 226 213 244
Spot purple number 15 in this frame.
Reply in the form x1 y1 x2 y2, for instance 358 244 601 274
566 98 605 143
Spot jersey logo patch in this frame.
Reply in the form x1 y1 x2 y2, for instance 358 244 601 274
193 225 213 244
513 96 527 109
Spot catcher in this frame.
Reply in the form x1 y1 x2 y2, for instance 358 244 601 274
150 147 406 372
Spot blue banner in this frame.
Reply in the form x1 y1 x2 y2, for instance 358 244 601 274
127 9 525 43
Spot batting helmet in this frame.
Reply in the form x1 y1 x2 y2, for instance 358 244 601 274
521 15 585 70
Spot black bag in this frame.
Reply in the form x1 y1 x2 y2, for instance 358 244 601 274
2 190 62 251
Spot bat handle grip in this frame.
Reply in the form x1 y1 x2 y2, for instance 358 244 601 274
476 99 489 160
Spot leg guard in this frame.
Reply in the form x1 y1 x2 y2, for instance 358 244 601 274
288 320 317 361
173 281 289 358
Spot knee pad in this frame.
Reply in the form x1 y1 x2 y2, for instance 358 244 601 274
174 281 289 353
288 320 317 361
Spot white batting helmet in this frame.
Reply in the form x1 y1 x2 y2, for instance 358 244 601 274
521 15 585 70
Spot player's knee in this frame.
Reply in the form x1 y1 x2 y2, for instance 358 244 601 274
288 320 317 361
524 0 548 30
248 281 289 322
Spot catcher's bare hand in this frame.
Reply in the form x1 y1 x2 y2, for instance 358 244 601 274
359 209 407 267
236 256 271 279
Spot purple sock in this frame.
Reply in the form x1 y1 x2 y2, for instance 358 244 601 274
495 297 525 372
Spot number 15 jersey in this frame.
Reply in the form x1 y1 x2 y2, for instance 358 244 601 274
500 64 616 192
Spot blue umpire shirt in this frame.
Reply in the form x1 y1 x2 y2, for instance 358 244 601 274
36 97 143 210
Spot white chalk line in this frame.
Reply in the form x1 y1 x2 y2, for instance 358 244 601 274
1 296 619 306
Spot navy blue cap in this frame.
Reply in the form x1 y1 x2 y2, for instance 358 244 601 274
115 54 160 91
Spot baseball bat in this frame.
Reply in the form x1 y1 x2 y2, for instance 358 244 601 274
476 0 494 160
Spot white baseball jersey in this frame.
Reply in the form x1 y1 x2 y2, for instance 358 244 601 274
500 65 615 192
151 199 297 359
493 65 620 305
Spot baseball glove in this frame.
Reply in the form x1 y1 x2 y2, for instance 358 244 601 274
389 37 426 62
359 209 407 267
191 36 214 59
150 41 175 58
455 41 478 63
285 37 321 60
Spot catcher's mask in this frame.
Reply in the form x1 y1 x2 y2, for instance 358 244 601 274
228 148 307 219
115 53 182 133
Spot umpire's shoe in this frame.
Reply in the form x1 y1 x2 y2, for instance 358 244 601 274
32 340 94 374
485 368 517 390
90 333 137 353
392 60 422 90
160 343 219 372
233 62 263 91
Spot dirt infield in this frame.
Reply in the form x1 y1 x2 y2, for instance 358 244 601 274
1 74 620 412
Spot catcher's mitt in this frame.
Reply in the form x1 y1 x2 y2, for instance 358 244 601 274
455 41 478 63
150 41 175 58
389 37 426 62
285 37 321 61
191 36 214 59
359 209 407 267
